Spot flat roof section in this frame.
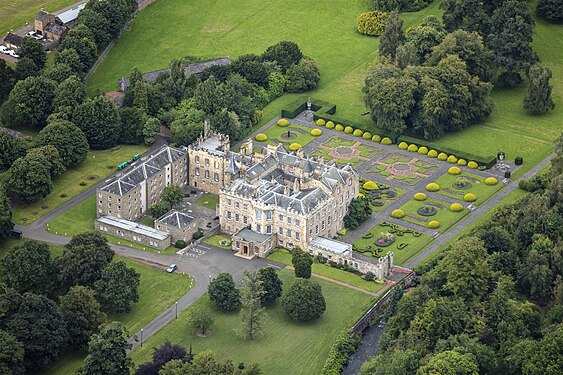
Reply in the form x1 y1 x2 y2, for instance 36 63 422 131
310 236 351 255
97 216 169 241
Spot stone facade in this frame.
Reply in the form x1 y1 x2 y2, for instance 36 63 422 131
97 146 188 221
155 210 199 244
95 216 170 250
232 228 277 258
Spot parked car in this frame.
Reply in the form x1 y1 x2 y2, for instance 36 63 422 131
0 46 8 54
26 31 42 40
166 264 177 273
7 50 19 58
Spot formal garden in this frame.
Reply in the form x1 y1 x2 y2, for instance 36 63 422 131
430 170 505 205
308 136 382 169
253 120 316 151
359 178 403 212
195 193 219 211
365 152 441 186
352 221 434 266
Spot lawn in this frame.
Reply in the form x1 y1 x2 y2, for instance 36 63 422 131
353 222 435 265
195 193 219 211
0 0 78 35
46 195 177 254
12 145 147 225
398 197 470 233
203 234 232 249
430 171 504 206
129 269 375 374
267 248 385 293
256 123 317 150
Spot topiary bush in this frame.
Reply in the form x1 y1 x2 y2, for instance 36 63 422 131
515 156 523 165
277 118 289 127
391 209 405 219
316 119 326 126
311 129 323 136
398 142 408 150
353 129 363 137
467 161 478 169
447 155 458 164
175 240 187 249
428 220 440 229
414 192 427 201
255 133 268 141
426 183 440 192
485 177 498 185
505 171 511 178
363 132 372 140
357 10 389 36
428 149 438 158
381 137 392 145
363 180 379 190
372 134 381 142
407 144 418 152
418 146 428 155
437 152 448 161
344 126 354 134
464 193 477 202
326 121 335 129
289 143 302 151
457 159 467 166
448 167 461 175
335 124 344 132
450 203 464 212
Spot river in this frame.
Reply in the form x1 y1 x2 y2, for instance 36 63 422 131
341 319 386 375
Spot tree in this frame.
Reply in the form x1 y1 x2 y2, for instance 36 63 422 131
18 36 46 69
292 249 313 279
237 270 266 340
344 197 372 230
151 340 187 368
211 108 244 142
1 240 55 295
521 323 563 375
524 63 556 114
73 96 121 149
537 0 563 23
78 8 112 48
59 285 106 351
208 273 240 311
170 107 205 146
267 71 285 100
54 48 85 75
284 59 320 93
282 278 326 321
6 154 52 203
161 185 185 208
188 308 214 335
26 145 66 177
149 201 171 218
0 187 13 242
42 63 74 82
56 232 115 290
36 120 89 168
53 75 87 116
488 1 537 87
78 322 132 375
0 76 56 129
143 117 160 145
262 41 303 73
417 350 479 375
160 351 262 375
257 267 282 306
60 24 98 69
119 106 147 144
90 0 132 37
396 42 419 69
14 57 39 81
440 0 490 34
0 60 15 102
359 349 420 375
4 293 68 371
232 54 269 87
405 15 447 61
131 80 149 112
95 261 140 313
379 11 404 59
0 132 25 172
0 329 25 375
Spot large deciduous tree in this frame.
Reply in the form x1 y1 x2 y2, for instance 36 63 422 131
257 267 283 306
282 278 326 321
418 350 479 375
6 154 53 202
291 248 313 279
208 272 240 311
14 57 39 81
78 322 132 375
119 106 147 144
0 60 15 102
284 59 320 93
0 186 13 242
0 329 25 375
60 24 98 69
524 63 556 115
344 197 372 230
170 107 205 147
95 261 140 313
36 120 89 168
405 15 447 62
188 308 214 336
18 37 46 70
262 41 303 73
237 270 266 340
53 75 87 116
379 11 404 59
161 185 184 208
0 132 25 172
26 145 66 177
73 95 121 149
143 117 160 145
537 0 563 23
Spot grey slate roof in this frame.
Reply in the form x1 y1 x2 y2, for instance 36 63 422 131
45 23 66 36
233 228 272 244
4 33 23 47
156 210 194 229
36 10 49 21
118 57 232 91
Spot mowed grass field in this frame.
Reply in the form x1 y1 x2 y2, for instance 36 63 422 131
129 269 375 374
0 0 78 35
87 0 561 176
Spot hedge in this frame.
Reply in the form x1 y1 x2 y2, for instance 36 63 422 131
289 143 302 151
320 331 360 375
428 149 438 158
311 129 323 136
345 126 354 134
448 167 461 175
381 137 392 145
418 146 428 155
485 177 498 185
353 129 363 137
414 192 427 201
408 144 418 152
464 193 477 202
335 124 344 132
391 209 405 218
372 134 381 142
363 132 372 139
426 183 440 192
277 119 290 127
326 121 335 129
447 155 458 164
428 220 441 229
316 119 326 126
398 142 408 150
255 133 268 141
438 152 448 161
450 203 464 212
457 159 467 166
467 161 478 169
363 180 379 190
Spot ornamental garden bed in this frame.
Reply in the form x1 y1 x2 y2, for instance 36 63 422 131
308 136 381 169
397 197 470 233
430 171 504 205
253 123 316 151
352 221 434 266
364 152 440 186
359 178 404 212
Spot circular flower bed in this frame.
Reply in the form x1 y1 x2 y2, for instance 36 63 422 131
407 144 418 152
464 193 477 202
277 118 289 127
418 146 429 155
450 203 464 212
353 129 363 137
428 149 438 158
426 183 441 192
310 128 323 136
363 180 379 190
375 236 395 247
326 121 335 129
438 152 448 161
315 119 326 126
467 161 478 169
344 126 354 134
428 220 441 229
335 124 344 132
448 166 461 175
289 143 302 151
381 137 392 145
398 142 408 150
457 159 467 166
372 134 381 142
417 205 437 216
447 155 458 164
386 190 397 198
414 192 427 201
453 178 472 190
391 209 405 219
255 133 268 141
485 177 498 185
